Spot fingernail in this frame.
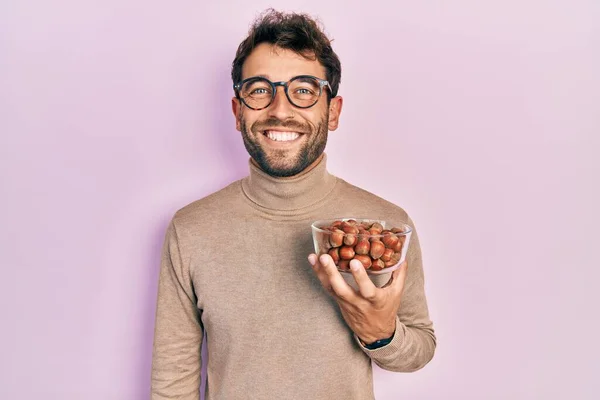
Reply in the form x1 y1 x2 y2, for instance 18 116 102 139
308 254 316 266
319 254 328 265
350 260 360 271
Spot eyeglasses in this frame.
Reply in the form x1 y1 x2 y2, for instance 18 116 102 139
234 75 331 110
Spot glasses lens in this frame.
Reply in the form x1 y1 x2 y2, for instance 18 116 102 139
288 77 321 107
240 78 273 109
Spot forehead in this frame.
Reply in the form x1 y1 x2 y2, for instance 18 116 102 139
241 43 326 82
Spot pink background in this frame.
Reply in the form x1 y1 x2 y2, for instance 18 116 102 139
1 1 599 399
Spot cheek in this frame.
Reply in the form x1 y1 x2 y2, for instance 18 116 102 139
300 111 324 129
244 111 267 132
239 114 251 132
308 111 328 132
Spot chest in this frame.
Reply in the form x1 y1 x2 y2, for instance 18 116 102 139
190 220 342 337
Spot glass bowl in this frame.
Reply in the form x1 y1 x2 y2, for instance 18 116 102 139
311 218 412 286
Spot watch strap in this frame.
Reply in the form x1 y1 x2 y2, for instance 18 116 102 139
361 333 394 350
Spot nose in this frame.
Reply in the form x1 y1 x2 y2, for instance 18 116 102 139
266 86 295 120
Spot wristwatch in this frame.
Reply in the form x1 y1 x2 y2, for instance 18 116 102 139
361 333 394 350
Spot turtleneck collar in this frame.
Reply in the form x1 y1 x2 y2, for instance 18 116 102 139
241 153 337 211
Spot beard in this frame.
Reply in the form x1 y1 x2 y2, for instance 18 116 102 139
239 111 329 178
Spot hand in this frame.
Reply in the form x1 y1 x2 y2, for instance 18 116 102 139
308 253 409 345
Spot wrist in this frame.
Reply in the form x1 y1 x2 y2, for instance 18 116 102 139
359 329 396 350
358 319 397 349
360 331 395 350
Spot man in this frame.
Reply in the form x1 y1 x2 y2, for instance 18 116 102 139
151 9 436 400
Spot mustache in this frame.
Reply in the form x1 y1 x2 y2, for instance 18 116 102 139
252 117 310 134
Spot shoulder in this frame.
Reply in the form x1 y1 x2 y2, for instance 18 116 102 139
170 179 245 232
334 176 411 223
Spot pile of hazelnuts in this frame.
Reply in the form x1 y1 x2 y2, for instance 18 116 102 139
320 219 407 271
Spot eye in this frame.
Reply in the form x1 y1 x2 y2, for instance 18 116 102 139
250 88 269 95
293 87 317 96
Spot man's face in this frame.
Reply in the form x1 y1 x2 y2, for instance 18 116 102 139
232 43 343 177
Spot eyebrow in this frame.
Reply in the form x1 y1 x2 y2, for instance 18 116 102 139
241 74 271 80
242 74 324 82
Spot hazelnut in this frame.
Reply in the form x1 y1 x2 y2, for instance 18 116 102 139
342 224 360 235
354 238 371 255
370 222 384 233
360 221 373 230
381 248 394 262
382 233 400 249
328 248 340 264
339 246 355 260
391 227 405 234
340 221 351 231
353 255 372 269
332 220 343 228
358 230 370 242
371 259 385 271
368 228 380 235
343 233 357 246
329 229 345 248
338 260 350 271
392 239 403 253
384 258 398 268
384 252 401 268
369 240 385 259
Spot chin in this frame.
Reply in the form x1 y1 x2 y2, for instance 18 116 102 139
265 164 301 177
260 158 305 177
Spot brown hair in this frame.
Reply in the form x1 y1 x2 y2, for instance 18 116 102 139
231 9 342 99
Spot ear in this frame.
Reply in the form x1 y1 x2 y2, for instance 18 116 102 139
327 96 343 131
232 97 242 132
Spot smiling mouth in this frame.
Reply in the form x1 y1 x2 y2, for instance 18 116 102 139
263 130 304 142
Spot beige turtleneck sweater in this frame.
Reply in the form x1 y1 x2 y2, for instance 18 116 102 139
151 153 436 400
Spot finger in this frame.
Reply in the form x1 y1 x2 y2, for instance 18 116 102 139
308 254 318 269
349 259 378 302
319 254 356 301
392 260 409 293
381 260 408 290
308 254 333 292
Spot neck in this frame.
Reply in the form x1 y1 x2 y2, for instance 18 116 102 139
241 152 336 211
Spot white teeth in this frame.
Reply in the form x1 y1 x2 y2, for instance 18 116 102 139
266 130 300 142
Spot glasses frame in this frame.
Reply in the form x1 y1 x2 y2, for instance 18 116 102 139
234 75 332 111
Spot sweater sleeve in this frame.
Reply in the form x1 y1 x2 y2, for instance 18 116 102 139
151 220 204 399
353 216 436 372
